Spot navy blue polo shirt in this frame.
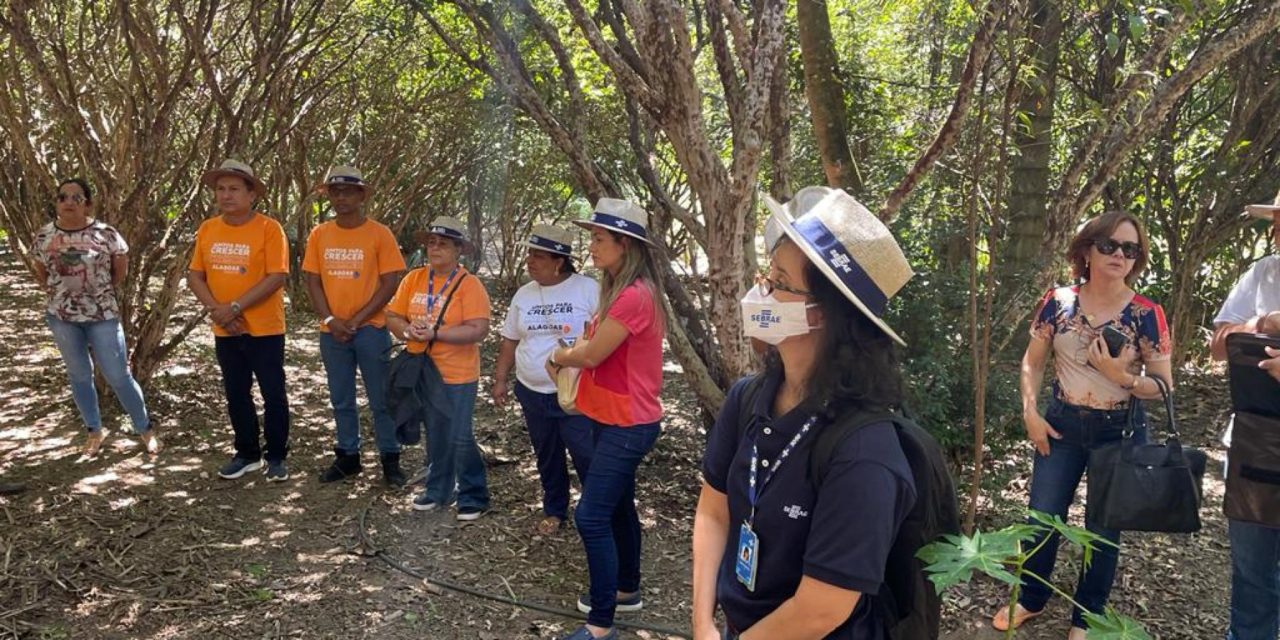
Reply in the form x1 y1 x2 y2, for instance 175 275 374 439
702 373 916 639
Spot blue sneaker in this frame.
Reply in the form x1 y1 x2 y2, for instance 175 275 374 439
265 461 288 482
576 591 643 614
218 457 262 479
559 626 616 640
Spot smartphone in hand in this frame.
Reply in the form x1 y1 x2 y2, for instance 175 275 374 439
1101 325 1128 358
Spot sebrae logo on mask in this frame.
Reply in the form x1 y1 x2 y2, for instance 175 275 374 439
750 309 781 328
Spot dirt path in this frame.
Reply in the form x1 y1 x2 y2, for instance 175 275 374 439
0 247 1235 639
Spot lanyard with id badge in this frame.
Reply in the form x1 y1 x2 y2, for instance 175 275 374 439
736 415 817 592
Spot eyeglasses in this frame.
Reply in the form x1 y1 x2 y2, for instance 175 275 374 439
1093 238 1142 260
56 194 85 204
757 274 812 297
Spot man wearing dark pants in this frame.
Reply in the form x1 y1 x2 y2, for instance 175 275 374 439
188 159 292 482
303 166 406 486
1210 197 1280 640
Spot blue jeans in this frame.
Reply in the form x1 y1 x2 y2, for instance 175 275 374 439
422 381 489 510
514 382 594 521
1227 519 1280 640
575 421 660 628
319 327 398 454
1019 399 1146 629
45 315 150 433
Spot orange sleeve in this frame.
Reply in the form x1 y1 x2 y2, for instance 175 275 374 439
387 268 418 317
265 217 289 274
301 225 322 274
458 276 491 321
188 223 207 271
377 226 407 274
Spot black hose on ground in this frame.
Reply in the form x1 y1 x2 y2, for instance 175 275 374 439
356 498 693 639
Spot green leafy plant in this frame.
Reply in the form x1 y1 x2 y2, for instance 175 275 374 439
917 510 1151 639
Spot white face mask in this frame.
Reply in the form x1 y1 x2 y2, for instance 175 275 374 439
740 283 819 345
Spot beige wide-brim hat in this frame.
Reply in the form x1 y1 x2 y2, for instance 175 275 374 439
526 224 576 257
201 159 265 195
573 197 653 245
764 186 914 346
1245 204 1280 221
316 165 369 195
416 215 473 250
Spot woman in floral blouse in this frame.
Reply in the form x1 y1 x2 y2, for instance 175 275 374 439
32 179 157 457
992 211 1172 640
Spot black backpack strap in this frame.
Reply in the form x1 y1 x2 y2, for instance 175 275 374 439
427 272 469 351
806 410 900 487
733 373 768 443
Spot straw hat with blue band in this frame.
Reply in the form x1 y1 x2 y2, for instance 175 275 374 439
764 186 914 346
422 215 473 251
573 198 653 245
201 159 265 195
526 224 576 257
316 165 368 195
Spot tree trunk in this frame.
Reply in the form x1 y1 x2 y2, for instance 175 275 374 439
796 0 861 194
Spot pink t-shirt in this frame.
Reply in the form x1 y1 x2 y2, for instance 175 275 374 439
576 282 665 426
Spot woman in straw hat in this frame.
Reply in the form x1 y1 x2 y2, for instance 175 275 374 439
385 216 492 521
995 211 1172 639
32 178 158 458
691 187 921 639
547 198 665 640
493 224 599 535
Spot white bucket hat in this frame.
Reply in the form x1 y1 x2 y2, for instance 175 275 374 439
764 186 914 345
317 165 368 194
573 198 653 245
202 159 265 195
526 224 575 257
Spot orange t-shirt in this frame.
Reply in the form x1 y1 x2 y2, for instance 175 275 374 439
386 266 491 384
189 212 290 337
301 219 406 331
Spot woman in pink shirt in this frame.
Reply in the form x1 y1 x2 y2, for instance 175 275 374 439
549 198 664 640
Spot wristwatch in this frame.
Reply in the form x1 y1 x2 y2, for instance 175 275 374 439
230 300 242 316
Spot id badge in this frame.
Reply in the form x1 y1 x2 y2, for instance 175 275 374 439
735 522 760 592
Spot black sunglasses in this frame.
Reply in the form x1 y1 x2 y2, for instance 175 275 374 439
56 193 86 204
1093 238 1142 260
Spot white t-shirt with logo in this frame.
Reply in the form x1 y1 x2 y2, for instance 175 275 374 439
500 274 600 394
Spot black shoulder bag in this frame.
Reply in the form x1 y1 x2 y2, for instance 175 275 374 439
1086 376 1208 533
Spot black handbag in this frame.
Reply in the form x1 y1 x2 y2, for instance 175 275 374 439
1086 376 1208 533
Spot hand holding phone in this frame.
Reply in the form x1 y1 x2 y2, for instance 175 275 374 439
1101 325 1128 358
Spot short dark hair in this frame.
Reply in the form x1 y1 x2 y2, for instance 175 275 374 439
57 178 93 203
1066 211 1150 286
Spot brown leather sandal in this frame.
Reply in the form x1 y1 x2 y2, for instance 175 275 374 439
536 515 563 535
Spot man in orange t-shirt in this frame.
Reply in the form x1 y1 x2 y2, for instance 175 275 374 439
188 159 292 483
303 166 406 486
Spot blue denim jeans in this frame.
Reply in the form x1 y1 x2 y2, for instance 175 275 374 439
575 420 661 628
514 382 594 521
1019 398 1147 629
45 315 150 434
1227 518 1280 640
319 326 398 455
422 381 489 510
